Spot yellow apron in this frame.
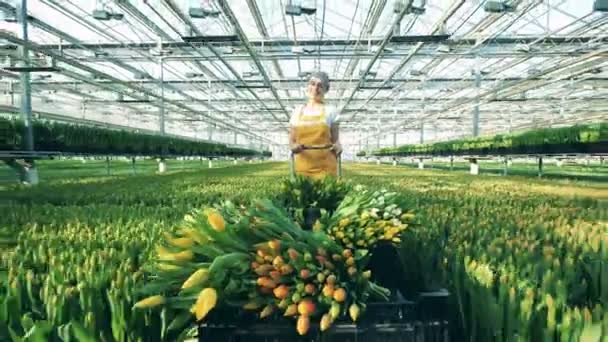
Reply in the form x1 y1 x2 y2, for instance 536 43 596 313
293 107 337 179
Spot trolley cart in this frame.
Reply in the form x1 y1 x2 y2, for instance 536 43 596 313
289 144 342 180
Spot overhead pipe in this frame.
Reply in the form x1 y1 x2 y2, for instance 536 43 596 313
338 0 414 114
337 0 387 99
354 0 593 133
216 0 290 120
0 31 275 144
148 2 241 99
348 0 465 121
356 46 608 144
116 2 264 132
245 0 292 98
13 0 265 140
163 0 285 124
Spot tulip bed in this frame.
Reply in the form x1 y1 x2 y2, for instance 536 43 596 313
1 161 607 341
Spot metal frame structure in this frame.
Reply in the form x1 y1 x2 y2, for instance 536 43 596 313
0 0 606 160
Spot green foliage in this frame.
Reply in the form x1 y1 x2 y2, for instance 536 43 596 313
373 122 606 156
1 117 270 157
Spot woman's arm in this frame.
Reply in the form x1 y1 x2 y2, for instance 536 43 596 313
289 106 304 153
289 126 303 153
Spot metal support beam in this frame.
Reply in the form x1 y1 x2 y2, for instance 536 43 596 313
0 32 275 145
339 0 413 114
216 0 290 120
6 36 604 51
208 125 214 141
21 0 276 143
473 69 481 137
17 0 37 184
159 56 165 136
245 0 291 97
420 122 424 144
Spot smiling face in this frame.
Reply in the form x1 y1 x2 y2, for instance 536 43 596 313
306 77 326 102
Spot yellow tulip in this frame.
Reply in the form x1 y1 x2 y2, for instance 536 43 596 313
180 228 207 244
243 301 262 310
191 288 218 321
320 313 333 331
133 295 165 309
182 269 209 289
207 211 226 231
260 304 274 318
349 303 360 322
170 237 195 248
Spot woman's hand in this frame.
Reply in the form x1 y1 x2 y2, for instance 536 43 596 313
290 144 304 154
331 143 342 155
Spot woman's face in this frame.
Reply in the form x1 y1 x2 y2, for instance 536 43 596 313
306 77 326 102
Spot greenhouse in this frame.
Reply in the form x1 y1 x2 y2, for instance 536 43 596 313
0 0 607 341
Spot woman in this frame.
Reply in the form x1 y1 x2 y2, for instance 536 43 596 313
289 71 342 178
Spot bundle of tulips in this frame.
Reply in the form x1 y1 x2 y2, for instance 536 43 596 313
314 185 417 250
134 199 391 337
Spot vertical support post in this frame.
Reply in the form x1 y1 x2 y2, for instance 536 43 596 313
420 122 425 144
473 69 481 137
17 0 37 184
538 156 543 178
159 57 165 136
158 53 167 174
450 156 454 171
503 156 508 176
158 159 167 173
131 157 136 175
469 158 479 175
106 156 111 176
207 125 214 141
601 157 604 166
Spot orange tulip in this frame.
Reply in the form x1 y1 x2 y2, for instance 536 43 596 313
333 288 346 302
297 315 310 335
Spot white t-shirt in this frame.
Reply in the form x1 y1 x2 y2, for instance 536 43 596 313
289 104 340 127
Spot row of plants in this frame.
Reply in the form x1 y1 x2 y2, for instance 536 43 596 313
0 164 284 341
1 162 606 340
1 163 419 340
355 167 606 341
372 122 607 157
0 117 270 157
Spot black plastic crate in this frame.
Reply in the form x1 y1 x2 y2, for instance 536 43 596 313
198 291 450 342
198 320 448 342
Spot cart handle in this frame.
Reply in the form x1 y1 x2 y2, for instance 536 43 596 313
289 145 342 179
300 144 334 150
